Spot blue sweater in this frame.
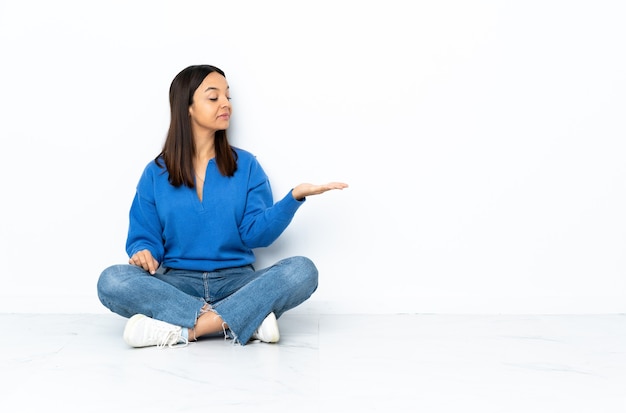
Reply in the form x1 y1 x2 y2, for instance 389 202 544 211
126 148 304 271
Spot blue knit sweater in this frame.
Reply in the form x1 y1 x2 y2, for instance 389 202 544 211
126 147 304 271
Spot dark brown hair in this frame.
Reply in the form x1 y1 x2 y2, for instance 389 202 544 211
156 64 237 187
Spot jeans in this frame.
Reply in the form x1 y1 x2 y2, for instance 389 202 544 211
97 256 318 345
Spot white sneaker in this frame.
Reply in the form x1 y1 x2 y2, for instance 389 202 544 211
123 314 188 348
252 312 280 343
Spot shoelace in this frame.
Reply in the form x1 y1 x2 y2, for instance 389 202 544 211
154 329 189 349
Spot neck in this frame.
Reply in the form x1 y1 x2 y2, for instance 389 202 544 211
194 137 216 162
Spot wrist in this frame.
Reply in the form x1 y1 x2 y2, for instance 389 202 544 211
291 189 305 202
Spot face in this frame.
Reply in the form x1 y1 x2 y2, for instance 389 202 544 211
188 71 231 135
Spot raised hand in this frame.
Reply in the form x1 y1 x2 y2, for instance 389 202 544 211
292 182 349 200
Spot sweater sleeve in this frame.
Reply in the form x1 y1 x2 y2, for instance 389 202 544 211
238 158 304 249
125 166 165 263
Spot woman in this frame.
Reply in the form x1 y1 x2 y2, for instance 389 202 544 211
97 64 347 348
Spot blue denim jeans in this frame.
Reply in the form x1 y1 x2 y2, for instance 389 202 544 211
97 256 318 345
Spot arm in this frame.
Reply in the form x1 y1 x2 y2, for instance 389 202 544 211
125 168 165 274
240 179 349 248
238 152 349 248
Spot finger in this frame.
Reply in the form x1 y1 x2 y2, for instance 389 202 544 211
327 182 349 189
130 257 148 271
318 183 348 193
129 255 141 267
147 258 158 275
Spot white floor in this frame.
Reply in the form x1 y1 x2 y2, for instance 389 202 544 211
1 313 625 412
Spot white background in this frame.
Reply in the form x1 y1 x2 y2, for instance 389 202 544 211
0 0 624 314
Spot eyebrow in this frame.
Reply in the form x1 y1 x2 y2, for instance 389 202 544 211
203 86 230 92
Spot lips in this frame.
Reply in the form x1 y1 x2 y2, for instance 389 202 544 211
218 113 230 120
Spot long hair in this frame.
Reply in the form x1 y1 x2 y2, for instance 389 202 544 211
156 64 237 187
